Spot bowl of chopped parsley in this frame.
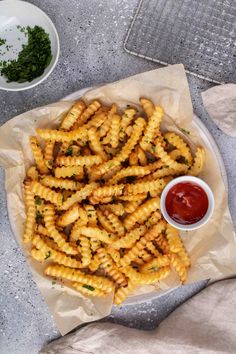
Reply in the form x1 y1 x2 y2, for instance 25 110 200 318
0 0 60 91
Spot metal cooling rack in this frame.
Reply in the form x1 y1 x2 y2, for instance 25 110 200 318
124 0 236 84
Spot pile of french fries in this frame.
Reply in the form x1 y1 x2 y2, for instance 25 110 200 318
23 97 205 305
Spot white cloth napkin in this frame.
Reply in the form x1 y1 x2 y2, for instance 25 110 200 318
40 279 236 354
202 84 236 137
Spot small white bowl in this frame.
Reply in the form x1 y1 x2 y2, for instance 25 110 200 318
160 176 215 231
0 0 60 91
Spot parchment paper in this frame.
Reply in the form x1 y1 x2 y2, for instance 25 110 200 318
202 83 236 137
0 64 235 335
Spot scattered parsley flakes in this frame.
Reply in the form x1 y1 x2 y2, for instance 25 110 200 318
151 145 155 153
66 147 73 156
83 284 95 291
35 196 42 205
180 128 190 135
0 38 6 46
45 251 51 260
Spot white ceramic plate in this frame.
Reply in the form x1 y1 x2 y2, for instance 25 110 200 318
0 0 60 91
64 88 228 305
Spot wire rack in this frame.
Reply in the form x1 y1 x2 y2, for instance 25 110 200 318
124 0 236 84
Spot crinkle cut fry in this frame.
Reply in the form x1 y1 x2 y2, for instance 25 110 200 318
73 100 101 128
97 248 127 287
37 126 87 143
120 221 166 267
108 165 152 185
44 204 77 255
45 264 114 292
114 280 136 306
164 132 193 165
88 127 108 161
140 97 155 117
54 166 84 179
122 265 170 284
79 226 117 244
23 183 36 243
30 137 49 174
56 155 103 167
188 147 205 176
40 175 82 191
124 197 161 231
140 105 164 150
44 140 55 169
31 181 63 206
60 182 98 210
111 225 147 249
124 178 167 196
60 100 86 131
32 234 82 268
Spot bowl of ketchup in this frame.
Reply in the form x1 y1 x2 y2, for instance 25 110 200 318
160 176 215 231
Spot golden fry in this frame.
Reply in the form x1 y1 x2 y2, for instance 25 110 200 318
30 137 49 174
60 100 86 131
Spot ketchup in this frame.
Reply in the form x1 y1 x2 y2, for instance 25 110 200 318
165 182 208 225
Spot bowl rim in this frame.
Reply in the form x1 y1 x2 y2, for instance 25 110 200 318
0 0 60 91
160 175 215 231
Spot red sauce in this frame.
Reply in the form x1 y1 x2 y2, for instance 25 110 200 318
165 182 208 225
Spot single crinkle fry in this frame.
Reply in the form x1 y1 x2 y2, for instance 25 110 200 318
56 155 103 167
103 209 125 236
145 241 162 258
26 166 39 181
31 181 63 206
104 203 125 217
136 146 147 166
124 200 143 214
120 108 136 141
44 204 77 255
79 226 117 244
86 109 108 129
140 105 164 150
166 224 184 253
84 204 97 227
88 127 108 161
73 100 101 128
72 282 107 297
80 236 92 267
106 247 120 265
122 265 170 284
165 132 193 165
140 97 155 117
45 264 114 292
120 221 166 267
93 184 124 199
40 175 82 191
118 193 147 202
110 114 121 148
30 137 49 175
23 183 36 243
60 100 86 131
145 211 162 228
124 197 161 231
140 255 170 273
97 248 127 287
32 234 82 268
114 280 136 306
108 165 152 185
35 224 49 237
37 126 87 143
188 147 205 176
54 166 84 179
97 209 116 233
57 203 82 227
112 225 147 249
169 253 188 284
44 140 55 169
154 140 188 173
60 182 98 210
124 178 167 196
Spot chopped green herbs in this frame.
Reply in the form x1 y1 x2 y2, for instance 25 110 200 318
45 251 51 260
180 128 190 135
35 196 42 205
0 26 52 83
0 38 6 46
82 284 95 291
66 147 73 156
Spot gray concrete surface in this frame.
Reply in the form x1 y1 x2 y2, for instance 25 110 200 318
0 1 235 353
